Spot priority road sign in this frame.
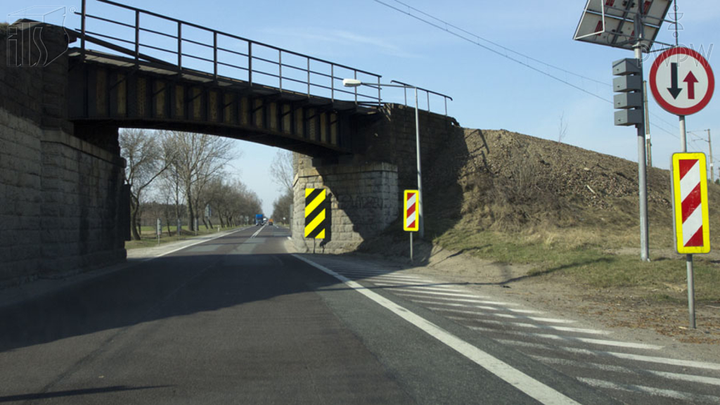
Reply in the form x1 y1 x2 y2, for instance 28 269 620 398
304 188 327 239
671 153 711 254
650 47 715 116
403 190 419 232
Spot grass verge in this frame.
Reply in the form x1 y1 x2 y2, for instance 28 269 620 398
125 226 244 250
434 227 720 303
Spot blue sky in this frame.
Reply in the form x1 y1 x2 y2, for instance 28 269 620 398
5 0 719 215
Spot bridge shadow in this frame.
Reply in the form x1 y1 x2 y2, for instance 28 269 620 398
350 128 483 265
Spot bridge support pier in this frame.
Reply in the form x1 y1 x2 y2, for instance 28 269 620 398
292 158 399 254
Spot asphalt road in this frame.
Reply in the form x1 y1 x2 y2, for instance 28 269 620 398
0 226 626 404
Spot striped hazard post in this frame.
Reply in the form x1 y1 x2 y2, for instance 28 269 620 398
404 190 419 232
304 188 327 239
404 190 419 261
671 153 711 254
671 152 711 330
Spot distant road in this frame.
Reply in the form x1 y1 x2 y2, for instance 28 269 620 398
1 226 716 404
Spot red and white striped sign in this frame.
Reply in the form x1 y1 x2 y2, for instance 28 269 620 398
404 190 419 232
672 153 711 254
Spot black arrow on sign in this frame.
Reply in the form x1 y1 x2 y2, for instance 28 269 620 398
668 62 683 99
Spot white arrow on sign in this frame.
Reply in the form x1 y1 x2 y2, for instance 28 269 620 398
649 47 715 116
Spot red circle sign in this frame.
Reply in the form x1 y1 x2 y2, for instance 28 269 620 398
649 47 715 116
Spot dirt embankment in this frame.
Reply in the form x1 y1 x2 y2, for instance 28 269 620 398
360 127 720 343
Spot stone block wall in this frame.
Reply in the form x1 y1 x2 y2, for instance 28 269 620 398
292 162 399 254
0 21 127 283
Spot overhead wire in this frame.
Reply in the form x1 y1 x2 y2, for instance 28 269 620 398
373 0 685 140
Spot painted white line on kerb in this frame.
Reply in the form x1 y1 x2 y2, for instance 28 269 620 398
292 254 581 405
372 284 470 295
390 289 490 300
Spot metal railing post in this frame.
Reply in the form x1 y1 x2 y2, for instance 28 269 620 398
307 58 311 96
134 10 140 64
278 49 282 92
331 64 334 102
213 31 218 80
248 42 253 86
80 0 86 54
177 22 182 69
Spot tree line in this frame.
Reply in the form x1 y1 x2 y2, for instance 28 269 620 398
120 129 262 240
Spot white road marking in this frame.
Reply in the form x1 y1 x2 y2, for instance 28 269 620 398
412 300 542 314
531 355 720 387
395 292 518 307
464 321 610 336
430 307 575 324
153 228 248 259
371 284 470 294
469 326 662 350
292 254 582 405
391 289 491 299
370 275 439 283
578 377 720 404
250 226 264 239
495 339 720 371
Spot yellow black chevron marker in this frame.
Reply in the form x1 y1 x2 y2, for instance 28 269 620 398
304 188 327 239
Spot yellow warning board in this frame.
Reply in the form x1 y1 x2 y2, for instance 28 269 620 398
671 153 711 254
304 188 327 239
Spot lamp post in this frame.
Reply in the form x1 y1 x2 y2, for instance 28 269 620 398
343 78 424 239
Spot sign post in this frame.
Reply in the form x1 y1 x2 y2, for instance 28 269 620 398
404 190 419 261
652 47 714 329
156 218 162 245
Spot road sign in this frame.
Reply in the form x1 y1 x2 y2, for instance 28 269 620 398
404 190 419 232
650 47 715 116
304 188 327 239
671 153 711 254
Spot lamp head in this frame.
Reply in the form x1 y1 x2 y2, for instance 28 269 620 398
342 78 363 88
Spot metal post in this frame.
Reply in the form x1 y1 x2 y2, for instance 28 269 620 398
134 10 140 64
644 80 652 167
708 129 714 182
687 254 696 329
248 43 253 86
410 232 413 262
414 86 424 239
679 115 696 329
634 24 649 262
177 22 182 69
80 0 86 54
213 32 218 81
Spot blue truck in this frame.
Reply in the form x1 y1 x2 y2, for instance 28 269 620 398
255 214 264 226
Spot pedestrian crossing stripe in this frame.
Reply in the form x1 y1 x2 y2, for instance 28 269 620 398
305 188 327 239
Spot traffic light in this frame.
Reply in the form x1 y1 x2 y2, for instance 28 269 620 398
612 58 643 126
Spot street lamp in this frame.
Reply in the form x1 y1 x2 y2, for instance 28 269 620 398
343 78 425 239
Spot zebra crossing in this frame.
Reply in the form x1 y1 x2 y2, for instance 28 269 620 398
308 256 720 405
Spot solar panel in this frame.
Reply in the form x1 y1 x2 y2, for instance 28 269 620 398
574 0 673 52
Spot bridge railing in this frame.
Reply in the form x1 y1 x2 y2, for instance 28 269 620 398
77 0 382 105
76 0 451 115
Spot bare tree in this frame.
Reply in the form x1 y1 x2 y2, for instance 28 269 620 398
269 150 295 192
558 111 568 144
120 129 173 240
272 190 293 224
165 132 236 232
